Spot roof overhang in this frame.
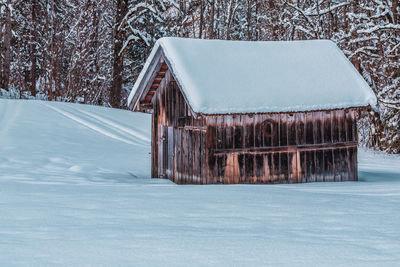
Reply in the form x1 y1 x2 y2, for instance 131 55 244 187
128 47 165 112
128 48 199 118
128 37 377 115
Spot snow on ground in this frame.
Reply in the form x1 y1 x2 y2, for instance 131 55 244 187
0 99 399 266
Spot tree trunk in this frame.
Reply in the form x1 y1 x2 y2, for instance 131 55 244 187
0 14 2 90
209 0 215 38
199 0 204 38
255 0 260 40
226 0 237 40
93 4 101 104
247 0 251 40
47 0 55 101
30 0 38 97
110 0 128 108
3 4 12 91
392 0 398 24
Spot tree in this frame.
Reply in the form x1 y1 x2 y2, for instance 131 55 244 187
0 0 11 91
112 0 176 107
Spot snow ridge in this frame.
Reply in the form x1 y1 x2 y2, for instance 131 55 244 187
68 107 150 143
42 103 149 147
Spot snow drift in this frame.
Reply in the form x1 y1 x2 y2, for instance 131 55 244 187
0 99 399 266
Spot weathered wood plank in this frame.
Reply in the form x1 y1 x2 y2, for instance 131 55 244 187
173 127 178 183
333 148 341 182
244 154 255 183
191 130 196 184
324 149 334 182
225 153 240 184
265 154 272 183
273 153 280 183
167 127 174 180
262 115 275 147
206 117 217 184
280 114 288 147
324 111 332 144
314 112 323 144
254 115 263 148
339 148 347 181
238 154 245 183
300 151 307 183
316 150 324 182
216 116 224 150
288 113 296 146
151 99 159 178
287 152 294 183
212 141 358 154
233 115 243 149
306 112 314 144
225 116 233 149
280 152 288 183
306 150 315 183
346 109 354 142
244 115 255 148
332 110 339 143
188 129 193 183
177 128 182 183
296 113 306 145
338 110 346 142
255 154 264 182
163 126 168 178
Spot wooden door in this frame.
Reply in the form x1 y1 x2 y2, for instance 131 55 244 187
158 125 168 178
158 125 175 179
166 126 174 179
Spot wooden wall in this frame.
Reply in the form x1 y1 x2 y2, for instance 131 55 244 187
151 72 207 184
150 70 358 184
205 110 358 184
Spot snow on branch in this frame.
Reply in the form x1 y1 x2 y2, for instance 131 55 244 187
304 2 351 16
284 1 316 27
348 46 381 59
357 24 400 34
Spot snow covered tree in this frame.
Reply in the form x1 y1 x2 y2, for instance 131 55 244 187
111 0 176 107
335 0 400 152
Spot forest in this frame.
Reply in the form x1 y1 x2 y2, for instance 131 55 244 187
0 0 399 153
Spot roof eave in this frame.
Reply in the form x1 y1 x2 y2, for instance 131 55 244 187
198 105 372 117
129 47 163 112
159 50 199 119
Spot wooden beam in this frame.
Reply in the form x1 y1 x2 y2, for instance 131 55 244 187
130 47 163 111
157 72 166 77
181 126 207 132
213 141 357 155
140 103 153 109
200 106 369 117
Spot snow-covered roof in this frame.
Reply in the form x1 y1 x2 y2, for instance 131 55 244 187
128 37 377 114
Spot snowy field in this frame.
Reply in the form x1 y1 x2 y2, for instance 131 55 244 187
1 99 399 266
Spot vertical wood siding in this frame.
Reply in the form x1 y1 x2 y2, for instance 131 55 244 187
150 73 358 184
152 76 207 184
206 110 358 184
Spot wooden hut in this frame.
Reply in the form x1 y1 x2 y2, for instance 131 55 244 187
128 37 377 184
